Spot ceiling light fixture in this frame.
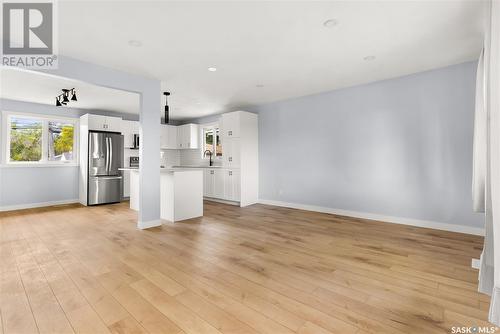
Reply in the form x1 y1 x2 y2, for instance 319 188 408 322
323 19 338 28
128 40 142 47
363 55 376 61
208 67 217 72
71 88 78 101
163 91 171 124
55 88 77 106
62 89 70 103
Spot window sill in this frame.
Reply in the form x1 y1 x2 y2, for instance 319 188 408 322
0 163 79 168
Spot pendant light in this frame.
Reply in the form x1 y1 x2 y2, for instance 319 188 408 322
71 89 77 101
163 91 170 124
55 97 62 106
62 89 70 103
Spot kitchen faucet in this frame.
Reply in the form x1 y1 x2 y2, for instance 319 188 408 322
204 150 213 166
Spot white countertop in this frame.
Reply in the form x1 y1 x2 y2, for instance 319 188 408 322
171 165 225 169
119 167 202 173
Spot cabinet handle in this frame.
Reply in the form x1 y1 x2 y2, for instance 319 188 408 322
210 170 214 174
228 130 232 136
229 171 232 176
228 157 232 162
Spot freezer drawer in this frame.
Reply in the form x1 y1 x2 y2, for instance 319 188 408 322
88 176 123 205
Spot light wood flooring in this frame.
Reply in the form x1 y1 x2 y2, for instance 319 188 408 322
0 201 490 334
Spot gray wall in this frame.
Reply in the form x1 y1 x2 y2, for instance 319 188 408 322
0 98 138 208
254 61 483 229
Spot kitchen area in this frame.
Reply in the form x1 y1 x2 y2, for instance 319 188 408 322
78 110 258 223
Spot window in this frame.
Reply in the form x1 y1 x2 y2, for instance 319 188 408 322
3 112 78 165
48 121 75 161
202 124 222 158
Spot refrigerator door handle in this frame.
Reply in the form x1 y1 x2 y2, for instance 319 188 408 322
109 136 113 174
106 137 110 173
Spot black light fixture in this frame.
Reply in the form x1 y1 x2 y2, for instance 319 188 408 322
71 88 77 101
55 88 77 106
62 89 70 103
163 91 170 124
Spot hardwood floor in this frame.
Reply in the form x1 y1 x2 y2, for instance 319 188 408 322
0 201 490 334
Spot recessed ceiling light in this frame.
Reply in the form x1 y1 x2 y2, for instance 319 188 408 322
323 19 338 28
208 67 217 72
363 55 376 61
256 84 264 88
128 40 142 47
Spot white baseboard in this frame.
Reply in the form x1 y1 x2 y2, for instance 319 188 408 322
0 199 79 212
258 199 485 236
204 197 240 206
137 219 162 230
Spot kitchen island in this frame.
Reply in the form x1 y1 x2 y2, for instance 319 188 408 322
120 168 203 222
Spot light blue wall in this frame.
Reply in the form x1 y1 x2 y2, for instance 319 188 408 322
253 61 483 229
0 98 139 208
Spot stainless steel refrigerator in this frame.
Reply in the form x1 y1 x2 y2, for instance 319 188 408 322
88 131 124 205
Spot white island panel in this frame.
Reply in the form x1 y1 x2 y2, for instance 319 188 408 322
123 168 203 223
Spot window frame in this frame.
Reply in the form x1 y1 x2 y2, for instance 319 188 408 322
2 111 79 167
200 122 222 160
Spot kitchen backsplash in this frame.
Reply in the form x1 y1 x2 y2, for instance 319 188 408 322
180 148 222 167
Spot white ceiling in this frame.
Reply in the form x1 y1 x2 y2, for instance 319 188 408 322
0 68 140 114
4 1 486 120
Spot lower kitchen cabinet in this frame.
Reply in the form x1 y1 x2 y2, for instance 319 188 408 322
224 169 240 201
203 168 240 202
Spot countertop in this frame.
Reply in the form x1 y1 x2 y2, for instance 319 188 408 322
118 167 203 173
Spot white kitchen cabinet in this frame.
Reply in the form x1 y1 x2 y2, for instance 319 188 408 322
177 124 198 149
204 169 215 197
214 169 225 199
87 114 122 132
224 169 240 201
122 120 139 148
204 168 225 199
223 137 240 168
160 125 178 149
222 112 240 138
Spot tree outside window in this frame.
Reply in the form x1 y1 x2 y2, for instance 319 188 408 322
9 117 43 162
48 122 74 161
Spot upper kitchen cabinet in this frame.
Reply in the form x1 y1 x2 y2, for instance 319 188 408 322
221 111 240 138
160 124 178 149
177 124 199 149
85 114 122 132
122 120 139 148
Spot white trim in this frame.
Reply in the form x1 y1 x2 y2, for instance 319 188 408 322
0 199 79 212
2 110 79 165
472 258 481 270
204 197 240 206
258 199 485 236
137 219 162 230
0 163 78 168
